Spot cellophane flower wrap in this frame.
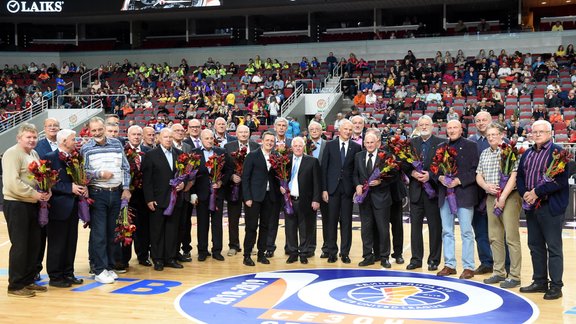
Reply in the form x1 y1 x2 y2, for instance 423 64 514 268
269 147 294 215
353 152 400 204
114 198 136 246
388 135 436 199
430 144 459 215
494 141 525 216
59 149 93 225
28 159 59 226
523 149 572 211
229 146 248 202
164 152 201 216
206 153 226 212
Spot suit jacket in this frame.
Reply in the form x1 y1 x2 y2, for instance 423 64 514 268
353 150 396 209
242 148 280 203
45 149 77 220
216 133 238 148
36 138 55 159
174 141 193 153
435 137 479 208
183 136 201 149
288 155 321 213
402 135 446 202
191 147 233 201
224 140 260 200
321 138 362 196
142 146 183 209
311 138 327 165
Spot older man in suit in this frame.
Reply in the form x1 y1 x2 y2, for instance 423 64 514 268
436 120 479 280
354 129 397 268
307 121 326 258
405 115 445 271
142 128 185 271
214 117 237 148
283 136 321 265
321 119 362 263
183 119 202 149
45 129 85 288
242 131 281 266
224 125 260 256
191 129 232 262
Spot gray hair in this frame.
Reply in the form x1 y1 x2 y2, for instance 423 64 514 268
417 115 433 124
274 117 288 126
17 123 37 138
308 120 322 130
364 128 381 141
291 136 306 146
532 120 552 132
127 125 143 134
56 129 76 144
350 115 365 124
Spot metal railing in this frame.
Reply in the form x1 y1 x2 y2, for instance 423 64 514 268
80 68 98 92
0 100 48 134
280 84 304 116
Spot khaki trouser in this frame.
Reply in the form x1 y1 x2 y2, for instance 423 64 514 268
486 191 522 281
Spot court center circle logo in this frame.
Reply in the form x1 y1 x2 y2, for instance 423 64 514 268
176 269 539 323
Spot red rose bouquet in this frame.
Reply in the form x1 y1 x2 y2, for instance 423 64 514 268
494 141 525 216
523 149 572 210
165 152 202 216
430 144 459 215
28 159 59 226
114 199 136 246
59 149 93 225
354 151 399 204
304 138 317 156
206 153 226 211
269 146 293 214
124 144 145 191
388 135 436 199
229 146 248 202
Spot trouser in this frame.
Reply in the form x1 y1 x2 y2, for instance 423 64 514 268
47 212 79 281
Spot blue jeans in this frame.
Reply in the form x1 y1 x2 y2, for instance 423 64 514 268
440 200 475 270
473 208 493 267
88 188 121 275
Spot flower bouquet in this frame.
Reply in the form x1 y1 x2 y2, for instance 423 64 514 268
59 149 93 225
353 152 400 204
229 146 248 202
206 153 226 211
28 159 59 226
165 152 202 216
430 144 459 215
114 198 136 246
304 138 317 156
494 141 525 216
388 135 436 199
523 149 572 210
124 144 145 191
269 146 293 215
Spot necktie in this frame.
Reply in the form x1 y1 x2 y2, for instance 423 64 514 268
367 153 373 174
194 138 200 148
421 140 429 159
289 156 299 190
340 142 346 164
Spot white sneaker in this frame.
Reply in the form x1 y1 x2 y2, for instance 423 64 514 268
107 270 118 280
94 271 114 284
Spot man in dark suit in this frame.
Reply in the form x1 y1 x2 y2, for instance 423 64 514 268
354 130 397 268
321 119 362 263
435 120 479 280
45 129 85 288
191 129 232 261
241 131 281 266
172 123 193 153
34 117 60 281
224 125 259 256
214 117 237 148
142 128 185 271
307 121 327 258
118 125 152 270
283 136 321 264
404 115 445 272
183 119 202 149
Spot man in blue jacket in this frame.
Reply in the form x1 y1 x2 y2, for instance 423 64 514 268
517 120 569 300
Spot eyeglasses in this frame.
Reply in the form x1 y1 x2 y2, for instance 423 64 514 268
532 130 550 136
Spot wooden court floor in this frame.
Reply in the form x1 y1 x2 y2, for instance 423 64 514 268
1 213 576 323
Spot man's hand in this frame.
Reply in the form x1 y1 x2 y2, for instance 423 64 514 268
322 191 329 203
212 181 222 189
245 200 253 207
100 170 114 180
523 189 538 205
368 179 381 187
72 184 87 196
121 189 131 201
280 186 286 195
147 201 157 211
312 201 320 211
232 174 241 184
485 183 500 195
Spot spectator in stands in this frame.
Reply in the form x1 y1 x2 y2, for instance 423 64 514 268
273 75 284 90
549 107 564 124
251 72 264 84
353 90 367 106
551 21 564 32
341 72 356 99
463 66 478 85
507 120 525 138
333 112 344 131
447 107 459 121
520 78 535 97
356 58 370 76
485 73 500 88
563 89 576 107
454 20 468 34
497 63 512 80
404 50 416 65
464 80 477 98
532 104 548 121
544 89 562 108
425 87 442 104
477 19 490 32
432 105 447 123
359 77 373 92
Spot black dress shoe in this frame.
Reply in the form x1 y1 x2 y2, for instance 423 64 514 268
182 252 192 259
154 262 164 271
300 256 308 264
428 263 439 271
49 280 72 288
165 261 184 269
381 259 392 268
406 263 422 270
286 255 298 264
257 256 270 264
359 257 375 267
198 254 208 262
243 257 255 266
178 254 193 263
212 253 225 261
139 259 153 267
474 264 493 275
327 255 337 263
64 276 84 285
395 257 405 264
544 287 563 300
320 252 329 259
341 255 351 264
265 251 274 258
520 282 548 293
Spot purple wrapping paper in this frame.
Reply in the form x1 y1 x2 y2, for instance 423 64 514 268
493 173 510 217
78 196 91 224
279 179 294 215
445 175 458 215
412 160 437 199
